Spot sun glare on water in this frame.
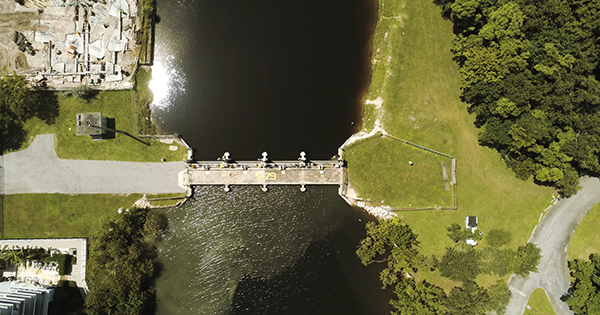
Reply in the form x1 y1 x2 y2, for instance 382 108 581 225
148 58 186 110
148 62 170 108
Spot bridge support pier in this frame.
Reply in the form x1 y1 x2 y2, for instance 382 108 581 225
224 185 230 192
261 184 268 192
300 184 306 192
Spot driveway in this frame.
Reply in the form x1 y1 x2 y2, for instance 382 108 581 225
506 177 600 315
4 134 187 194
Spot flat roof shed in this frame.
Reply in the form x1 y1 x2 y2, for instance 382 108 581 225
76 112 107 140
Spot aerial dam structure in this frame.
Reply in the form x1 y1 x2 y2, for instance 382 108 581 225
178 152 345 192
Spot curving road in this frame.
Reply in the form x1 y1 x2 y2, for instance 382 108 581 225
506 177 600 315
4 134 187 194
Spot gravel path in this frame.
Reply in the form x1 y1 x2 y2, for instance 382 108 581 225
505 177 600 315
4 134 187 194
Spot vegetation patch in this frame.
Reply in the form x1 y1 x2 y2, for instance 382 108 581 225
85 208 166 314
133 67 157 135
524 288 555 315
565 254 600 314
18 90 185 162
0 73 59 153
568 203 600 261
3 194 142 238
345 135 454 208
356 218 516 314
349 0 553 291
435 0 600 196
138 0 156 64
145 193 187 207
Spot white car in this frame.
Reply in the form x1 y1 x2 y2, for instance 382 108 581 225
465 215 478 246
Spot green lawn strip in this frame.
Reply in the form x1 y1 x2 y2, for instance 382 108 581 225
524 288 556 315
345 136 453 208
348 0 554 291
567 204 600 261
3 194 142 238
19 91 185 162
134 67 157 135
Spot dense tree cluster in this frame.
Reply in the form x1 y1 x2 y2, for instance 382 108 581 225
441 226 541 281
566 253 600 314
85 208 167 315
435 0 600 196
356 219 517 314
0 73 59 152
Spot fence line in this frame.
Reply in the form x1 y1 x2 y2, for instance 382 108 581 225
340 132 458 211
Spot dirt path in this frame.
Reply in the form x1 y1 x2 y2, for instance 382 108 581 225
505 177 600 315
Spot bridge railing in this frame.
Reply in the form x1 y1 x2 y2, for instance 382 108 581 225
186 160 343 170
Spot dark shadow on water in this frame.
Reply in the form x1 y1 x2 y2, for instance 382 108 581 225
228 238 359 315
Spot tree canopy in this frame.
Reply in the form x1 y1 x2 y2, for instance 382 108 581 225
0 72 59 152
356 219 515 314
566 253 600 314
356 217 424 288
85 208 167 315
435 0 600 196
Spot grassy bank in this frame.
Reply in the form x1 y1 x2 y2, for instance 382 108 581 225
346 0 553 289
19 90 184 162
3 194 142 238
524 288 556 315
146 193 187 207
133 67 157 135
567 204 600 261
345 135 454 208
138 0 155 64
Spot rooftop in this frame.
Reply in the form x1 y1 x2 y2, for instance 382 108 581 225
76 112 105 136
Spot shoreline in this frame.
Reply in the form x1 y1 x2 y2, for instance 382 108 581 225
338 0 395 220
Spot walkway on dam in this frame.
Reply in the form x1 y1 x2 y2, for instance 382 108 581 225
180 156 344 191
4 134 186 194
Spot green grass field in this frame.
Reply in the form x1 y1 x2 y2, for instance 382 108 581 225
568 204 600 261
346 0 554 289
3 194 143 238
133 67 158 135
524 288 556 315
345 135 454 208
18 90 184 162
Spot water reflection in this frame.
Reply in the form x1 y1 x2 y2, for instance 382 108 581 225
149 51 187 111
149 0 376 158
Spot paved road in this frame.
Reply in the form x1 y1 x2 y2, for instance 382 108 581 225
4 134 187 194
506 177 600 315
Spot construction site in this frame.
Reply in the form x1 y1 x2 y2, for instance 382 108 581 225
0 0 142 90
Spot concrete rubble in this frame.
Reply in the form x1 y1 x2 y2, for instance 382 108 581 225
0 0 140 89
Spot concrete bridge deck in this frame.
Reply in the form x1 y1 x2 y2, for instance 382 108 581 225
179 159 344 191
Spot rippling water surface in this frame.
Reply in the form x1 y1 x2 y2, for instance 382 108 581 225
150 0 389 313
156 186 392 314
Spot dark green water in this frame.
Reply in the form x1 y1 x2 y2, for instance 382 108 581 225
150 0 390 313
155 187 391 314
